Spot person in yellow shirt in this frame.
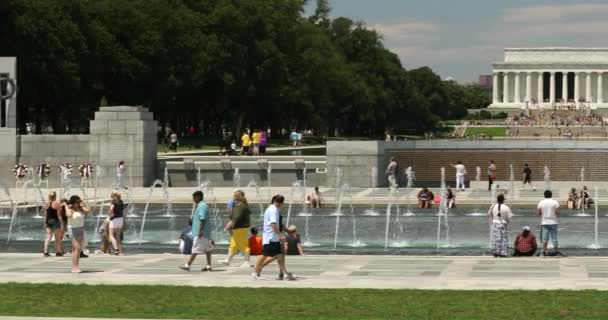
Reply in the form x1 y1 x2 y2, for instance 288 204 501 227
241 131 251 155
251 129 261 156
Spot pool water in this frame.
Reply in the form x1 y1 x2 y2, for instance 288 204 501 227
1 204 607 255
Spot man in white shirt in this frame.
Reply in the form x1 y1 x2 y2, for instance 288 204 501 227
450 161 467 191
385 157 398 189
252 195 295 280
537 190 561 256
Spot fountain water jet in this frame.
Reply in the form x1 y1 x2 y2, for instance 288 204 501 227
543 166 551 191
365 166 379 216
436 167 450 250
403 167 415 216
591 186 601 249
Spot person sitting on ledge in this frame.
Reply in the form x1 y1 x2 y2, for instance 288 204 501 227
305 186 322 208
446 186 455 208
513 226 537 257
417 187 434 209
567 188 578 209
579 186 594 209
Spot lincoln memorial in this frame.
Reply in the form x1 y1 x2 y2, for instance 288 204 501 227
488 48 608 110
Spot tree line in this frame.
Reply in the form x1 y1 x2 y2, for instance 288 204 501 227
0 0 490 137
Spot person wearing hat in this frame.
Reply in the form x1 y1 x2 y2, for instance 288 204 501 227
285 225 304 256
513 226 538 256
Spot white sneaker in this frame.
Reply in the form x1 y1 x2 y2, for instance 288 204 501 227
239 261 252 268
251 272 263 280
219 259 230 266
286 272 296 281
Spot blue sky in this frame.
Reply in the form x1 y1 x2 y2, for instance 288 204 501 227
307 0 608 81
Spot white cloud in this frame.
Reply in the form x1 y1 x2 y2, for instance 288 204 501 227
501 4 608 24
373 21 438 42
486 3 608 43
367 3 608 80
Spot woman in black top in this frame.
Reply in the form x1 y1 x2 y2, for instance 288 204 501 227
108 192 126 255
43 192 64 256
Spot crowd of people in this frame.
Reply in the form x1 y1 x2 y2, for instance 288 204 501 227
505 110 606 127
488 190 563 257
163 126 314 155
43 188 306 278
177 190 303 280
43 191 126 273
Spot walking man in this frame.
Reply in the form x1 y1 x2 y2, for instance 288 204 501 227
385 157 398 189
537 190 561 256
450 161 467 191
252 195 295 280
180 191 213 271
522 163 536 191
487 160 496 191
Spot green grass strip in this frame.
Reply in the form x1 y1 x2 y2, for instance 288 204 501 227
465 127 507 137
1 283 608 319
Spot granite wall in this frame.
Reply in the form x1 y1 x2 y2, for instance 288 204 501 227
327 140 608 188
0 106 157 187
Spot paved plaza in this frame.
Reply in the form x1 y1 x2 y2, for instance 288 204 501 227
0 253 607 290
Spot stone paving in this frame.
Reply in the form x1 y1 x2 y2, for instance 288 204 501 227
1 253 608 290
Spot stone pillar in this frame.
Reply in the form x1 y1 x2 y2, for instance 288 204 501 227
492 72 499 104
537 72 543 105
525 72 532 102
549 72 556 103
89 106 158 187
574 72 580 107
514 72 520 103
503 73 509 103
0 57 17 128
598 72 604 104
562 72 568 102
586 72 592 102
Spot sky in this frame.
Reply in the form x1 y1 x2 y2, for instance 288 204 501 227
307 0 608 82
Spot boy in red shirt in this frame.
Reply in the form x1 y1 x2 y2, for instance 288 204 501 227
248 227 262 256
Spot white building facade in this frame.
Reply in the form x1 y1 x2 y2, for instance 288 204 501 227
488 48 608 110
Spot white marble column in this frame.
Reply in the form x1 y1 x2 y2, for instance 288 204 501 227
562 72 568 102
503 72 509 103
492 72 499 104
574 72 580 106
549 72 556 103
525 72 532 102
586 72 592 102
514 72 521 103
537 72 544 104
598 72 603 104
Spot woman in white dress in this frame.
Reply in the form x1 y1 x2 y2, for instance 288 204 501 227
488 194 513 257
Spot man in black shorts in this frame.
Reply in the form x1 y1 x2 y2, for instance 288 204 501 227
522 163 536 191
252 195 295 280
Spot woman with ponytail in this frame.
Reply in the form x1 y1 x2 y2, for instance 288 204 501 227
488 194 513 257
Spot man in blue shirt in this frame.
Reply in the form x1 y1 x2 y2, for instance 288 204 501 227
290 130 298 147
180 191 214 271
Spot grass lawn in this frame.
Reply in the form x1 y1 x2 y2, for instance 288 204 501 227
465 127 507 137
1 283 607 319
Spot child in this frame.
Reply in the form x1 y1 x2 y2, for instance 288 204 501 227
179 219 193 255
248 227 262 256
95 218 111 254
